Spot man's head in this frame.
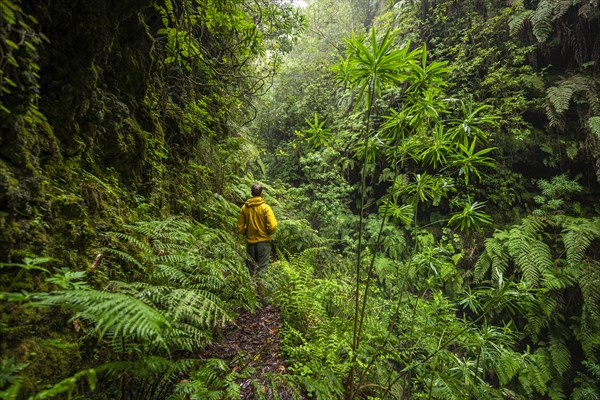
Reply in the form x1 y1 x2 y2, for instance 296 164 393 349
251 183 263 197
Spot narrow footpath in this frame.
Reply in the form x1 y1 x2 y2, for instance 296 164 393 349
201 304 301 399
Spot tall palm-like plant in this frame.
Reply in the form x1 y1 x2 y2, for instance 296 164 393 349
334 28 419 397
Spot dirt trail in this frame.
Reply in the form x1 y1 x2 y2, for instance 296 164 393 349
201 304 300 399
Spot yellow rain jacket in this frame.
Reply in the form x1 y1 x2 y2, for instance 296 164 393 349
237 196 277 243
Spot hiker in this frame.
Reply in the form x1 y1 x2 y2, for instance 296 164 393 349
237 183 277 275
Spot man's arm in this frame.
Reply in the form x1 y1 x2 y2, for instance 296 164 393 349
236 206 247 234
265 205 277 235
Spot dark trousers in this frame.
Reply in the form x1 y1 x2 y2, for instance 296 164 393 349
246 241 271 275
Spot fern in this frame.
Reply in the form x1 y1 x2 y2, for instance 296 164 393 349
580 260 600 318
262 248 351 397
169 358 241 400
100 356 197 379
589 116 600 139
548 334 571 375
154 263 193 286
108 231 152 254
496 349 521 385
37 289 172 346
563 217 600 265
546 75 592 126
507 224 553 287
0 357 26 400
474 234 510 282
166 288 231 328
102 247 145 271
518 351 552 396
531 0 555 42
30 369 97 400
508 9 535 36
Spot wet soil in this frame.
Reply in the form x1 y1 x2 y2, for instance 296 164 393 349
201 304 302 399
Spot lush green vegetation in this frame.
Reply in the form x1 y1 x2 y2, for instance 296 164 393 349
1 0 599 399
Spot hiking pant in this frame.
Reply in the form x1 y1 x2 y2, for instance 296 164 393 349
246 241 271 275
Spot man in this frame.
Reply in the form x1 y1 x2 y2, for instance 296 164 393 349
237 183 277 275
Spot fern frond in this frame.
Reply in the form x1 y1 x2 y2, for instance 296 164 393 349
548 334 571 375
507 225 552 287
170 358 242 400
496 350 521 384
546 75 590 126
154 263 193 287
475 234 511 282
563 218 600 266
553 0 573 21
38 289 171 344
167 324 212 351
155 253 192 267
99 356 197 378
508 10 534 36
589 116 600 139
102 247 145 271
30 369 97 400
579 304 600 358
531 0 555 42
152 241 192 253
541 267 577 290
167 288 232 328
125 219 195 244
518 351 552 395
579 260 600 318
107 231 152 254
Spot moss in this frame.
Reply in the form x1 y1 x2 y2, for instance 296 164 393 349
15 334 83 396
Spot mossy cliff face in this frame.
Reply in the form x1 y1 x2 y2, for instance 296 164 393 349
0 0 238 262
0 0 289 393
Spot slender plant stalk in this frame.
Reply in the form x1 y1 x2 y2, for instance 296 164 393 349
348 75 377 400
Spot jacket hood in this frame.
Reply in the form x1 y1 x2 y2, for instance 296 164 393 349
245 196 266 207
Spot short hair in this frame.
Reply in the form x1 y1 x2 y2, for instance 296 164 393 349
251 183 263 197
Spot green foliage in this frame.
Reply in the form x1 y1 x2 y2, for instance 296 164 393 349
448 200 493 232
169 358 241 400
474 212 600 395
262 249 350 398
533 174 583 215
38 289 172 348
0 357 26 400
2 0 600 399
448 137 496 185
2 216 257 399
0 0 48 120
298 112 333 149
29 369 97 400
334 28 418 111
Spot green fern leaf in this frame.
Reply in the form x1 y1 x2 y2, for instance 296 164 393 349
108 231 152 254
507 227 552 287
39 289 171 344
546 75 590 126
563 218 600 266
553 0 573 21
531 0 555 42
497 350 521 384
588 116 600 139
579 260 600 317
474 233 510 282
154 263 193 286
508 10 534 36
549 335 571 375
102 247 145 271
